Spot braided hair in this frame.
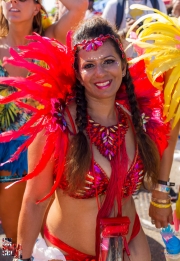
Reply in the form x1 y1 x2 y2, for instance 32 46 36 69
123 70 159 185
65 16 159 192
65 80 91 192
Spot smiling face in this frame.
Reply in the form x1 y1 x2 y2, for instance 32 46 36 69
77 40 126 101
1 0 41 24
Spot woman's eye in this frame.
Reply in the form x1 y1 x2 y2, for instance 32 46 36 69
83 63 94 69
104 59 115 65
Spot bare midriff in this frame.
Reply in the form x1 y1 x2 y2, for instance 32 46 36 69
45 191 136 256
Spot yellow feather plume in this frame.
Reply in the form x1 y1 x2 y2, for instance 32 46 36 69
127 4 180 127
176 192 180 220
41 10 52 30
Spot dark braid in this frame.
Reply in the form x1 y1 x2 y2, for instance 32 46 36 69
123 68 160 185
75 81 88 132
65 80 91 193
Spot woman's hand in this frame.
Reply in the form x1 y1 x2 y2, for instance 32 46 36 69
126 18 139 33
149 190 173 228
149 203 173 228
172 0 180 17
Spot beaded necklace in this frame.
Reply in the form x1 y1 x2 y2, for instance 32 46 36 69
86 104 129 161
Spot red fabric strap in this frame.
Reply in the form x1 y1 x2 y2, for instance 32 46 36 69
128 213 140 243
65 106 77 134
44 225 96 261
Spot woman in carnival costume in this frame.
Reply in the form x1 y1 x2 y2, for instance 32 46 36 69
0 0 88 244
0 16 176 260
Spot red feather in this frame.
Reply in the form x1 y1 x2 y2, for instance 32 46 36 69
15 101 38 113
21 132 57 182
0 33 75 202
37 130 68 203
116 60 169 157
0 111 45 142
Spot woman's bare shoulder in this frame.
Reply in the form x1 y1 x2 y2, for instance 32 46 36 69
0 37 10 61
29 129 47 153
0 37 5 44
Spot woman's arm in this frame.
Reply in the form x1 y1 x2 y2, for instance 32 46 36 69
159 122 180 179
45 0 88 44
172 0 180 17
17 130 55 258
149 121 180 228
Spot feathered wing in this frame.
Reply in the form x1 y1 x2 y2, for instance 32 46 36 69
116 60 170 157
0 33 76 202
126 4 180 128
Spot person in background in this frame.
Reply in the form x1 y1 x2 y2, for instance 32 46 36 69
171 0 180 16
84 0 102 19
0 0 88 244
53 0 68 23
102 0 167 57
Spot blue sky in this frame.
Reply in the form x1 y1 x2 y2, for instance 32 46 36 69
43 0 56 11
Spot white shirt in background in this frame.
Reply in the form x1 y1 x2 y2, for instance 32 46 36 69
102 0 167 57
102 0 167 31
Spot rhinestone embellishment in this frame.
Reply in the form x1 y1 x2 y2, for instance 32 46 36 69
86 105 129 161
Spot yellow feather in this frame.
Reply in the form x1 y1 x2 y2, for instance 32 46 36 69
150 57 180 80
146 69 163 89
164 65 180 107
172 103 180 128
139 24 180 39
130 4 178 27
128 51 159 64
125 38 152 51
176 192 180 220
134 34 178 45
166 80 180 121
127 4 180 127
126 13 171 37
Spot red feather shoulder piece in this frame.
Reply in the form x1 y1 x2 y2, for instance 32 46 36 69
116 60 170 158
0 33 76 202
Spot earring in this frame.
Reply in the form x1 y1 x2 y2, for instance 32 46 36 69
122 73 125 77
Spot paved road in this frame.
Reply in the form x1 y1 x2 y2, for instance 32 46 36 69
0 142 180 261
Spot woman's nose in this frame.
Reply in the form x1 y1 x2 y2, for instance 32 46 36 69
94 64 106 76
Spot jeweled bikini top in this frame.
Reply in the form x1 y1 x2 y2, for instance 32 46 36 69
59 153 144 199
58 103 145 199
